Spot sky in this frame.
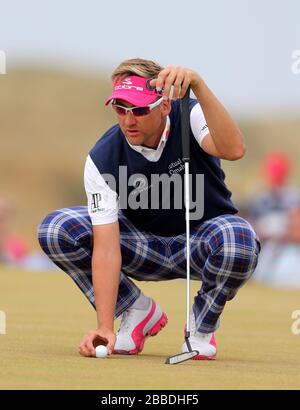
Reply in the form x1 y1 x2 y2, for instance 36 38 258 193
0 0 300 116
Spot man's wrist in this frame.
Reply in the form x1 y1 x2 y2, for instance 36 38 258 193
191 73 204 94
97 318 114 331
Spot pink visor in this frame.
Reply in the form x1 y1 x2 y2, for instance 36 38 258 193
105 75 163 107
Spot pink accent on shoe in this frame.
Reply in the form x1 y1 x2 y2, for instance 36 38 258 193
192 334 217 361
210 334 217 349
192 354 217 361
113 300 168 355
129 301 168 354
184 325 217 360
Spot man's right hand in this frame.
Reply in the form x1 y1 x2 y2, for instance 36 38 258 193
79 327 116 357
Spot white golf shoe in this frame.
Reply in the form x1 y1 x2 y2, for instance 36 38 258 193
113 297 168 355
181 311 217 360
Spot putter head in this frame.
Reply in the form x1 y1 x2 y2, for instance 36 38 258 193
165 335 198 365
165 350 199 365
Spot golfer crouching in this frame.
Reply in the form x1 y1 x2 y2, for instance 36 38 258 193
38 58 260 360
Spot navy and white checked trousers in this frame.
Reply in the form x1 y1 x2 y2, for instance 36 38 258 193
38 207 260 333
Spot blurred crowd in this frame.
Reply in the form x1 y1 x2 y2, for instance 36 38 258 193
0 197 56 271
0 198 27 264
241 151 300 289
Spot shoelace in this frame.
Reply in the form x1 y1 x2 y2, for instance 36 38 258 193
189 311 197 335
117 309 135 333
189 312 212 341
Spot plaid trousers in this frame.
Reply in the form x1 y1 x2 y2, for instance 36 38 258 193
38 206 260 333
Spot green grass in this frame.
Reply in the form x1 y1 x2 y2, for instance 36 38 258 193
1 267 300 390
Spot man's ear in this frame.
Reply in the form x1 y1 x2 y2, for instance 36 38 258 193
161 99 171 116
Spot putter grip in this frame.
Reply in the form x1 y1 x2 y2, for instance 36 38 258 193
180 86 190 162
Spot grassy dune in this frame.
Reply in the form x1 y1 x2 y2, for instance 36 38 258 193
1 69 300 248
0 69 113 248
0 267 300 390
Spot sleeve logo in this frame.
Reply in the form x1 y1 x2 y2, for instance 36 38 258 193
91 193 105 213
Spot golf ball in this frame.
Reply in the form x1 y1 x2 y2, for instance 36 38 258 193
95 345 108 358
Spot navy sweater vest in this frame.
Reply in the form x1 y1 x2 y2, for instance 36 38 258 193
90 99 238 236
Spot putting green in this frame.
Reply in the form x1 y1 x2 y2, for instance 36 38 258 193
0 267 300 390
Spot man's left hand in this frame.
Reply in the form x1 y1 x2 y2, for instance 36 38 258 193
149 66 201 101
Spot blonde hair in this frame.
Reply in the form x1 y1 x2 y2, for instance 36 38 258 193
111 58 164 83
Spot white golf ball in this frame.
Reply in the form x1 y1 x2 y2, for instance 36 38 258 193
95 345 108 358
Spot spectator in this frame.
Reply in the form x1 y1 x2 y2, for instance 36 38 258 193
245 152 300 288
0 197 27 265
0 197 57 271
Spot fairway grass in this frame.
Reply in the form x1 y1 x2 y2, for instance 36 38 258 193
0 267 300 390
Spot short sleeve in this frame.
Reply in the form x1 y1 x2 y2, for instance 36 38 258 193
84 155 119 225
190 103 210 148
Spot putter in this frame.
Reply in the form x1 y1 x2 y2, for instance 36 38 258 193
165 87 199 365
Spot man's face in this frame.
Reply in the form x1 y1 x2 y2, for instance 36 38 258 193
114 99 171 148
